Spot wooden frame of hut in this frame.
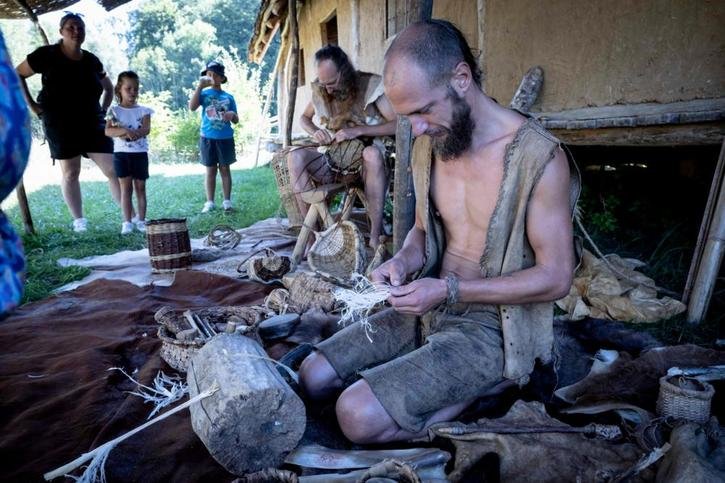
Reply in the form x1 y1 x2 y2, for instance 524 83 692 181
248 0 725 323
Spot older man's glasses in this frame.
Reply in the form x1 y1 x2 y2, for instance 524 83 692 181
318 72 340 88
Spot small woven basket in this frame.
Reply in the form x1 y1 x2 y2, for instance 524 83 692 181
157 325 205 372
146 218 192 273
324 139 365 176
155 305 268 371
239 249 295 284
656 375 715 423
282 272 338 313
272 150 303 227
308 221 367 281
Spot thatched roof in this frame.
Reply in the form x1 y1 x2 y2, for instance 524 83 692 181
0 0 132 20
247 0 288 63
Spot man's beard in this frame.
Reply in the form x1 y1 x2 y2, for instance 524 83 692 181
432 87 475 161
322 85 352 103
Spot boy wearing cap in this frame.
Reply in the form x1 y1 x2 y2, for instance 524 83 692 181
189 60 238 212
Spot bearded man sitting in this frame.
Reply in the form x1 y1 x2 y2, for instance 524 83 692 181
287 44 397 249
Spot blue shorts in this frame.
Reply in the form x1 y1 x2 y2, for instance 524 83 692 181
113 152 149 180
199 137 236 167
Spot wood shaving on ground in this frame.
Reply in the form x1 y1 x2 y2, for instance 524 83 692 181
333 273 391 342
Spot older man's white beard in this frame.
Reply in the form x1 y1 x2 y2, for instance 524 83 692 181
433 90 475 161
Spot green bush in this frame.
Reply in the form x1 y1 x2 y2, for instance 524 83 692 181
169 109 201 162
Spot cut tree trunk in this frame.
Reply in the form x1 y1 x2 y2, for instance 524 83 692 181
187 334 306 475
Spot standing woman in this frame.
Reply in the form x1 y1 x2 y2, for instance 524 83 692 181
15 12 122 232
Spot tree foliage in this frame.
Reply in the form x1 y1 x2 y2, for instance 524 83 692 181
127 0 278 111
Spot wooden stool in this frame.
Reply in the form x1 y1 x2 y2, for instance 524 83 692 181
292 183 367 263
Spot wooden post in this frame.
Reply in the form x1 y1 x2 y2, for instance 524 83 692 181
14 0 49 45
686 140 725 323
683 139 725 304
390 0 432 253
284 0 299 148
253 40 285 167
13 0 44 235
393 116 414 252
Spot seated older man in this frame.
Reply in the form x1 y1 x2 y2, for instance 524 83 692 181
287 44 397 249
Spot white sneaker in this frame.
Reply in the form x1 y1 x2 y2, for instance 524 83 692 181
201 201 216 213
72 217 88 232
135 220 146 232
121 221 134 235
131 215 140 223
222 199 232 211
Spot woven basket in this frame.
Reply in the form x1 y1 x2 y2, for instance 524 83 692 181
146 218 192 273
272 150 303 227
308 221 367 281
282 272 337 313
324 139 365 176
157 325 205 372
155 305 268 371
656 375 715 423
239 249 295 284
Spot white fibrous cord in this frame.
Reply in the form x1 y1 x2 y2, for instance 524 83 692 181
333 274 390 342
109 367 188 419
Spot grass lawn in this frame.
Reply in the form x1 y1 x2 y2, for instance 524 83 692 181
4 165 280 303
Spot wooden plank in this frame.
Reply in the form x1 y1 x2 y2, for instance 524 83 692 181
551 123 725 146
686 140 725 323
534 98 725 130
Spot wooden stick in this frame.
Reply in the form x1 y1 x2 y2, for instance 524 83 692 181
284 0 299 148
184 310 208 339
683 139 725 304
44 386 219 481
687 151 725 323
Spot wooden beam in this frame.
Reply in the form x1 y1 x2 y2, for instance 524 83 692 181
683 139 725 304
391 0 432 253
13 0 42 235
550 122 725 146
477 0 486 86
393 117 414 252
534 98 725 130
686 140 725 323
284 0 299 148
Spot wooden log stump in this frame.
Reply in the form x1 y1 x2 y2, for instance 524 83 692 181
187 334 306 475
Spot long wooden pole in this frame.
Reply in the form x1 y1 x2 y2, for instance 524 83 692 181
392 117 414 251
391 0 432 252
686 140 725 323
683 140 725 304
253 37 285 167
284 0 299 148
12 0 43 235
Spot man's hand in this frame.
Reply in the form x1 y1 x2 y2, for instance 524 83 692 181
222 110 237 122
334 127 361 142
371 258 408 287
313 129 333 145
387 278 447 315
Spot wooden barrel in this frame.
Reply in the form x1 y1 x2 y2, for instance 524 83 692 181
146 218 192 273
187 334 306 475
